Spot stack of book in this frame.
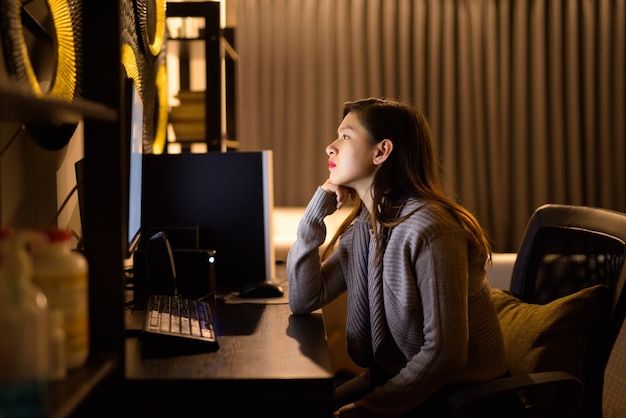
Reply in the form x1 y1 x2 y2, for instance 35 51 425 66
169 90 205 141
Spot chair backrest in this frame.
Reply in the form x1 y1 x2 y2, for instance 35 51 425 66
508 204 626 418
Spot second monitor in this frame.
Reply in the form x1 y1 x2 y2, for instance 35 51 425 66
141 151 275 292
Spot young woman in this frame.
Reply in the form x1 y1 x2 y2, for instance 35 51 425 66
287 98 508 417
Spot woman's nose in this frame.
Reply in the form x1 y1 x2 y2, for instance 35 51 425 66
326 140 336 156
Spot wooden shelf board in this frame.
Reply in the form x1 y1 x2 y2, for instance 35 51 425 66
48 351 120 418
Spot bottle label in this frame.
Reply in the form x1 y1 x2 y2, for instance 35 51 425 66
32 271 89 368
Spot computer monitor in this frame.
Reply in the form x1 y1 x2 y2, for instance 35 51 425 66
125 79 144 257
75 78 144 259
141 151 275 292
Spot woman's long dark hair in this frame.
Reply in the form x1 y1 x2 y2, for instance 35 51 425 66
322 98 491 263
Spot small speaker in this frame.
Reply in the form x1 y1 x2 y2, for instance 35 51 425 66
133 237 217 308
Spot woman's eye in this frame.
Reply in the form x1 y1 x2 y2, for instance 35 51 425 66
342 134 350 140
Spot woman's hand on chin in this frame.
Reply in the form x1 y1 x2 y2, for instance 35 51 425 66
321 179 355 209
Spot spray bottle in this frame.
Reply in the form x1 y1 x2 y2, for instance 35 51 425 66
0 228 50 418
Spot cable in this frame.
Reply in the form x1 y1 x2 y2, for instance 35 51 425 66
48 183 78 227
0 125 26 158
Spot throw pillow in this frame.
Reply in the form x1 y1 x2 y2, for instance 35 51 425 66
492 284 608 378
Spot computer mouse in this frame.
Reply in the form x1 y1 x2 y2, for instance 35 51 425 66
238 281 285 298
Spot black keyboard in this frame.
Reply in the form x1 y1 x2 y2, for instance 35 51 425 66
142 294 218 354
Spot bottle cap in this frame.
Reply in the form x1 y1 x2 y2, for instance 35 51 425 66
0 228 15 239
44 229 72 242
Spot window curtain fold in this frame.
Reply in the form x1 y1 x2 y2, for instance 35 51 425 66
236 0 625 252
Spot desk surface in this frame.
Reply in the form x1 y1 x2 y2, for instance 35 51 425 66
125 293 334 417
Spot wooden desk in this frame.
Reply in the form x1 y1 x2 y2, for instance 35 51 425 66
125 298 334 417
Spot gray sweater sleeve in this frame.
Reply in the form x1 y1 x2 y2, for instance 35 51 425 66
287 187 350 314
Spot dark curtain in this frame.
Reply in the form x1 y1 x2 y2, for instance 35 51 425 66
236 0 626 252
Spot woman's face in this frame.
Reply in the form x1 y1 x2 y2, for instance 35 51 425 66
326 111 380 195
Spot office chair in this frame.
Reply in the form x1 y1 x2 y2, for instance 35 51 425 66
447 204 626 418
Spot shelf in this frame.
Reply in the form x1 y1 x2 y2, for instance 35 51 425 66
48 350 120 418
0 86 117 123
166 1 223 152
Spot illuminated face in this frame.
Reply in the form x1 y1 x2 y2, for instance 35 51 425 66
326 111 380 194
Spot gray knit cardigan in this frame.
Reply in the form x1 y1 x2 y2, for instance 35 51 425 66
287 188 508 417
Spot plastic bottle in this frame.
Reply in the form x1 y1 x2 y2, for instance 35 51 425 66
0 228 50 418
32 229 89 369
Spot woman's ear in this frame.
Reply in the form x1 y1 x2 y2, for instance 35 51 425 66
373 139 393 165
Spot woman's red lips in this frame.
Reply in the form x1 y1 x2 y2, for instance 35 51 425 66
328 160 336 169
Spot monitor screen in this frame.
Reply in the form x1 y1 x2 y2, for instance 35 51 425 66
141 151 275 292
126 79 144 257
75 79 144 258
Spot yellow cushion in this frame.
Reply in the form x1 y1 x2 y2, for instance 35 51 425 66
492 285 607 378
